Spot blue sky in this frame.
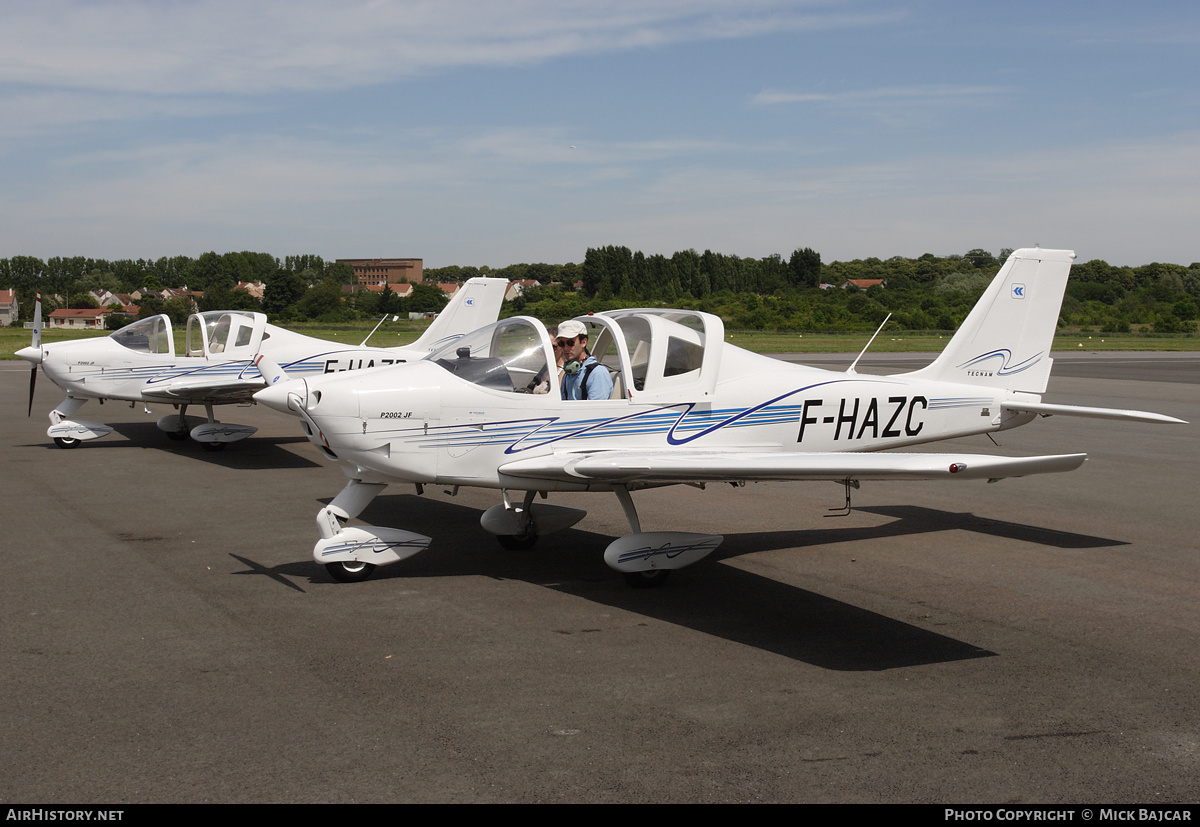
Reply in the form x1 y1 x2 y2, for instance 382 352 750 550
2 1 1198 267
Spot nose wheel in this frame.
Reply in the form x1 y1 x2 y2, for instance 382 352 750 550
325 560 377 583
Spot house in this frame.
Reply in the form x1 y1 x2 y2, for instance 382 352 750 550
348 282 413 298
838 279 886 291
504 279 540 301
234 281 266 299
0 289 18 326
89 290 137 309
158 287 201 312
48 308 112 329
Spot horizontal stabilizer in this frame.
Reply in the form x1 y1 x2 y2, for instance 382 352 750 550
499 450 1088 484
1003 401 1187 425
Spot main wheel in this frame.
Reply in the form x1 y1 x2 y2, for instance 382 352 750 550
622 569 670 589
165 429 188 441
53 437 80 449
200 440 227 452
496 532 538 550
325 561 377 583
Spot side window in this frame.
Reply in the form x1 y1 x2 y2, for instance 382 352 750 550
568 318 628 401
207 315 232 353
186 311 261 357
664 336 702 378
615 316 651 392
185 314 207 357
600 309 719 401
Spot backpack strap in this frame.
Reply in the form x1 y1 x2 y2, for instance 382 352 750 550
579 362 599 400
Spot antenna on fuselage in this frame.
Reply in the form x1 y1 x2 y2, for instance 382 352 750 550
846 313 891 375
359 314 399 347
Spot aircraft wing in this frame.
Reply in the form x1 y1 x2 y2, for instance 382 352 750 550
498 450 1087 485
140 377 266 404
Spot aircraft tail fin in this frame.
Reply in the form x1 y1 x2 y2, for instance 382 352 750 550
903 248 1075 394
405 277 509 354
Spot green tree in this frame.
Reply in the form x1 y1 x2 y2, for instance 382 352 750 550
262 269 308 318
137 294 164 320
409 283 448 314
293 277 351 321
788 247 821 288
163 297 193 325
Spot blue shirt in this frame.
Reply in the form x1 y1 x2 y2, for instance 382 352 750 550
561 356 614 400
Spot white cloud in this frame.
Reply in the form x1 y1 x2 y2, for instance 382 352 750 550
749 85 1009 108
0 0 883 96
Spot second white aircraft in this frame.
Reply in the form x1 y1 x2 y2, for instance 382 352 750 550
17 277 508 450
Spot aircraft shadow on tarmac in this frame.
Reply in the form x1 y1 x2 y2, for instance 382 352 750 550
61 421 325 470
221 493 1165 670
719 504 1128 555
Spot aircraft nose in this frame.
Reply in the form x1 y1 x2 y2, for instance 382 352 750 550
254 377 306 414
15 346 42 365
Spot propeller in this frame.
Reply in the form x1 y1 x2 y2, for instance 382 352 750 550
17 291 43 417
251 356 331 449
253 351 288 387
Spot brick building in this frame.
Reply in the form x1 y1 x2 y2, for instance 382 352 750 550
338 258 423 289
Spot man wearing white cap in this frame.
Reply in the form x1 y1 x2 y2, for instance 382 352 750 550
557 319 614 401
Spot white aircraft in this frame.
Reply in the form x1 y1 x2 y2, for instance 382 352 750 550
253 249 1186 586
16 277 508 450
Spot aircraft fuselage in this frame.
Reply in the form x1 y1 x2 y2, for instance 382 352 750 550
292 355 1033 492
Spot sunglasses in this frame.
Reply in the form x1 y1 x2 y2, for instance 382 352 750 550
555 337 577 347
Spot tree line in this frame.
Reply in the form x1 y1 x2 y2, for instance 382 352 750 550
2 247 1197 334
505 246 1197 334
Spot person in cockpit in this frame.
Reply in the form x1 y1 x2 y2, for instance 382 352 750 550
557 320 613 401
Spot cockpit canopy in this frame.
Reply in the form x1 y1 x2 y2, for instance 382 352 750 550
185 311 267 358
107 310 271 360
110 314 175 356
424 309 723 402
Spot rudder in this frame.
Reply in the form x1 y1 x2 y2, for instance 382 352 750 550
408 277 508 353
903 247 1075 394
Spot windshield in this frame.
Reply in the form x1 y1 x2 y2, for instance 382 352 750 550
110 315 173 355
426 317 551 393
